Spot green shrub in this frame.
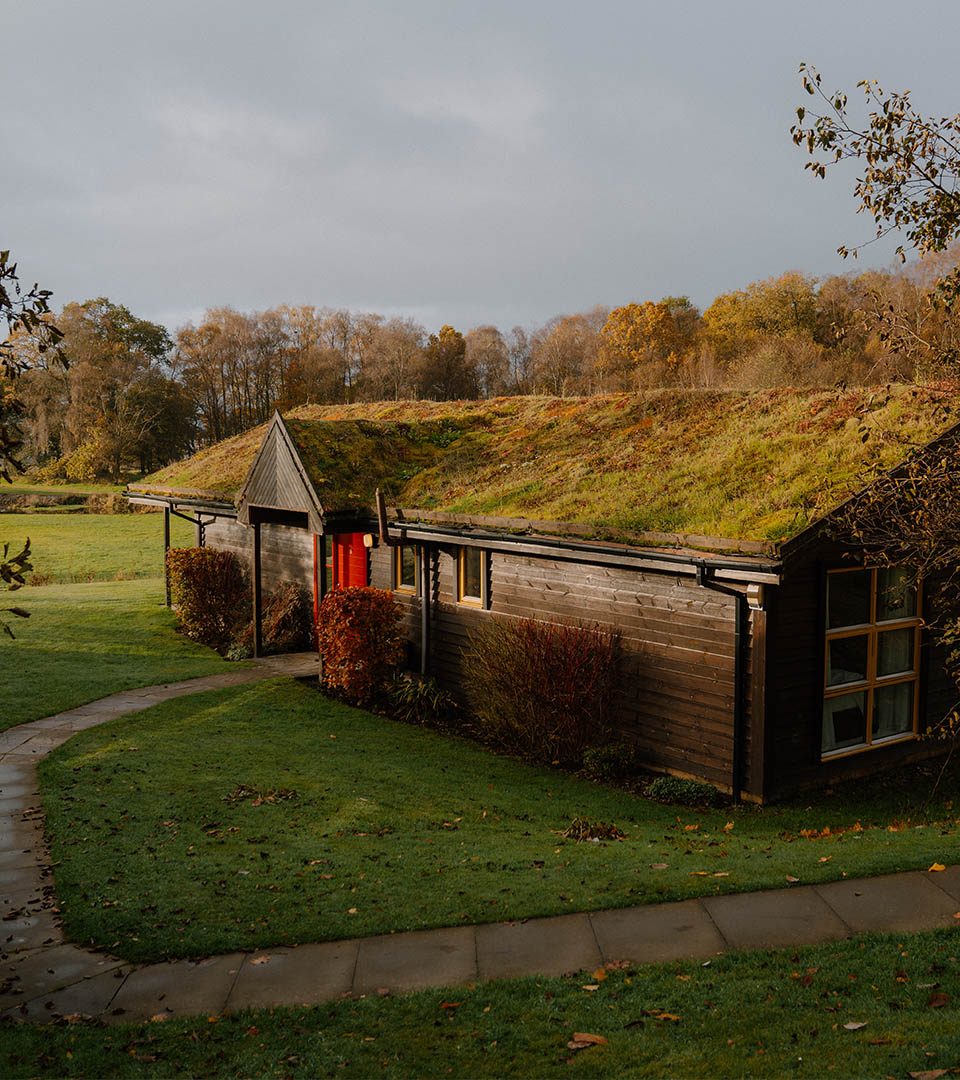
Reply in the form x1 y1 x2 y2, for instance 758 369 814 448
581 741 645 783
645 774 723 807
166 547 249 653
316 587 404 706
387 675 458 729
463 617 618 767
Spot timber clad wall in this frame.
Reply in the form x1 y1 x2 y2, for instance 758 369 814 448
408 548 740 792
205 520 313 593
767 540 954 796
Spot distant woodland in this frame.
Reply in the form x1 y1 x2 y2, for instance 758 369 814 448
11 246 960 481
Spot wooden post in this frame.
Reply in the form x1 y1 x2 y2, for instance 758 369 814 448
419 544 430 676
163 506 171 607
253 520 263 658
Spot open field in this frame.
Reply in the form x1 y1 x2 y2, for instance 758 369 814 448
41 676 960 963
1 481 124 497
0 579 242 731
0 512 193 584
2 928 959 1077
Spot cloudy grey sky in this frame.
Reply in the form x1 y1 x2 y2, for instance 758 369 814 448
4 0 959 335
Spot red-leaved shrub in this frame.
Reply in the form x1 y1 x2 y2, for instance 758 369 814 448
463 617 618 766
166 547 249 652
316 587 404 705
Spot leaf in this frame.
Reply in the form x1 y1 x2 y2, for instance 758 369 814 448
439 1001 462 1010
843 1021 868 1031
250 955 270 966
581 984 600 992
786 875 800 883
723 821 735 832
926 991 950 1009
651 1012 681 1022
908 1071 947 1080
571 1032 607 1046
347 907 358 914
689 871 709 877
591 968 608 982
928 863 946 872
650 863 668 870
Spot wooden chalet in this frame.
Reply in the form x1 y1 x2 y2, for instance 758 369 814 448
127 387 960 802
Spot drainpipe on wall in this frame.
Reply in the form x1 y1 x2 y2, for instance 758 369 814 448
696 564 748 805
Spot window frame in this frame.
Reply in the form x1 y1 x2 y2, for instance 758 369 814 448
393 542 419 595
821 566 922 760
456 546 488 608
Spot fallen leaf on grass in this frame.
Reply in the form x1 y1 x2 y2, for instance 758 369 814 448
591 968 608 982
689 871 709 877
567 1032 608 1050
927 992 951 1009
818 856 832 863
683 824 700 832
650 863 668 870
908 1071 948 1080
867 1037 891 1045
581 984 600 992
723 822 735 833
439 1001 462 1010
786 875 800 883
713 871 730 877
929 863 946 872
843 1021 868 1031
347 907 358 914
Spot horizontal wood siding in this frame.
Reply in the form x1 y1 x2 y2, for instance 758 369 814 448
767 539 952 798
369 544 421 668
427 549 738 789
205 519 313 593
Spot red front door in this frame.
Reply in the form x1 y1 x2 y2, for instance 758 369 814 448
331 533 369 590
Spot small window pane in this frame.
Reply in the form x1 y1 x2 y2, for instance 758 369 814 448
877 567 917 622
399 545 417 589
822 691 867 752
461 548 482 600
826 635 869 687
872 682 914 740
827 571 871 629
877 628 915 678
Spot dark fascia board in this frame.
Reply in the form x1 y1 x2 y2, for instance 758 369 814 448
236 412 325 532
356 513 782 584
124 490 238 517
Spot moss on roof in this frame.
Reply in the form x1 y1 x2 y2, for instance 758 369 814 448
131 384 960 544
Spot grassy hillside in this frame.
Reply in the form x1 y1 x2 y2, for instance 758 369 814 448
133 384 960 544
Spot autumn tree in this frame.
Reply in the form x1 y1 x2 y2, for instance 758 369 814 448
598 297 700 388
364 317 425 401
420 325 475 399
464 325 510 397
792 64 960 305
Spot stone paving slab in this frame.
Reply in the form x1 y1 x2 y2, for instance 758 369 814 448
109 953 245 1023
816 871 960 933
702 886 851 950
928 865 960 903
226 942 357 1012
354 926 475 996
0 944 124 1010
5 966 132 1022
0 848 43 872
476 913 602 981
590 898 726 964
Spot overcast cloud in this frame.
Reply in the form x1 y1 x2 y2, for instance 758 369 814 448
4 0 959 334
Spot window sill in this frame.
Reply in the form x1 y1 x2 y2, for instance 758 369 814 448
820 732 918 763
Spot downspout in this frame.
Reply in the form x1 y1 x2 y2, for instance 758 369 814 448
376 489 430 678
696 565 747 805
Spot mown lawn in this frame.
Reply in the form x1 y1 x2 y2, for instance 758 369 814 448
40 677 960 964
0 579 242 731
3 928 960 1078
0 511 193 584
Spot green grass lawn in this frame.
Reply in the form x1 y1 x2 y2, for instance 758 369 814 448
1 511 193 584
0 579 242 731
40 677 960 964
3 928 959 1078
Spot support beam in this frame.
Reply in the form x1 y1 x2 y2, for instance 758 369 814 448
419 543 430 677
253 520 263 658
163 506 171 607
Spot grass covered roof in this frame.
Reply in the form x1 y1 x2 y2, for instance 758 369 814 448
130 384 960 546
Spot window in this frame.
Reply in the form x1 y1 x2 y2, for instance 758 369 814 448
457 547 488 607
822 567 921 757
394 543 418 594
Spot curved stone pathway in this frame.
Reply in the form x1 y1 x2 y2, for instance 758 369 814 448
3 662 960 1025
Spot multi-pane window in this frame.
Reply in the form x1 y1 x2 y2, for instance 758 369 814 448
822 567 921 756
457 547 487 607
394 543 418 594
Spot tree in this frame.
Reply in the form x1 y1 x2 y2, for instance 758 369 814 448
464 326 509 397
792 65 960 302
598 297 700 387
0 251 63 635
420 325 475 400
